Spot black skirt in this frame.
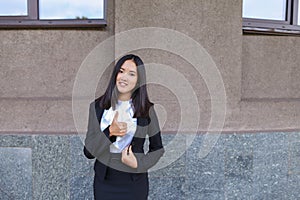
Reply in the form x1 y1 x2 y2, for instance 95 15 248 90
93 155 149 200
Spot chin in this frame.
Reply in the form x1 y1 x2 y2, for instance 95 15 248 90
117 87 128 94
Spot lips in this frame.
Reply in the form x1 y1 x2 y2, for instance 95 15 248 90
118 81 128 87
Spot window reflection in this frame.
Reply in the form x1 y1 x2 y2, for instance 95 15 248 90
0 0 27 16
298 2 300 25
243 0 287 20
39 0 104 20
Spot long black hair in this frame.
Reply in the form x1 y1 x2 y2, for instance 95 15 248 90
97 54 153 118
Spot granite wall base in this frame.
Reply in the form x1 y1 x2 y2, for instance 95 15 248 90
0 132 299 200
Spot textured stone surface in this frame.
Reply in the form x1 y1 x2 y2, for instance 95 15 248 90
240 100 300 131
0 0 115 134
149 134 186 177
0 147 32 200
0 0 299 134
69 135 94 200
32 135 70 200
0 134 32 147
289 132 300 142
0 100 75 132
287 174 300 199
224 134 253 199
186 134 226 200
225 133 253 182
241 35 300 131
0 0 115 99
115 0 242 131
242 36 300 99
0 133 300 199
289 142 300 173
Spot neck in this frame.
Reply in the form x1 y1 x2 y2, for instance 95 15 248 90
118 93 131 101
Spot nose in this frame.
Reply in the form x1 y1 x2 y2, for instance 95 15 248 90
120 73 128 81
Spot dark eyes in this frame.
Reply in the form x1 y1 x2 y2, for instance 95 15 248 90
119 69 136 76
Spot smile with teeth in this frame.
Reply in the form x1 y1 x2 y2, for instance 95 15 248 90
118 81 128 87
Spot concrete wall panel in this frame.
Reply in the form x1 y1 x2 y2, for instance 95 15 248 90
115 0 243 130
242 36 299 99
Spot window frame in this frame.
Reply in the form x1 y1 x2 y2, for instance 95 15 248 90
0 0 107 28
243 0 300 35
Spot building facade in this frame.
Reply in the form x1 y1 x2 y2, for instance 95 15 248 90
1 0 300 199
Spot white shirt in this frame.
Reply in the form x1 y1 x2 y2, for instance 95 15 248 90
100 99 137 153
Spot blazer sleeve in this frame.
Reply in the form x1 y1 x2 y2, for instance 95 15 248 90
135 106 165 172
83 102 113 162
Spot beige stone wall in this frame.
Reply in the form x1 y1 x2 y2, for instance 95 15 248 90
114 0 243 132
0 0 299 133
0 1 115 133
241 35 300 131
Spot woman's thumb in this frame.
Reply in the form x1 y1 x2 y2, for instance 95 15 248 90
113 111 119 122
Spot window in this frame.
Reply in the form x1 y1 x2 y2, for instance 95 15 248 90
243 0 287 21
0 1 28 16
243 0 300 35
0 0 106 28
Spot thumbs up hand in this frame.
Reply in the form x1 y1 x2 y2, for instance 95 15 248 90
108 111 127 137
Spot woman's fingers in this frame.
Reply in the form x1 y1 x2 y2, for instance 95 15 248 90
117 122 127 135
121 145 137 168
109 113 127 136
110 125 127 136
117 130 126 136
118 122 127 129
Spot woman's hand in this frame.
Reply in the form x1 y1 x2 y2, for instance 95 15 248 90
109 111 127 137
121 145 138 169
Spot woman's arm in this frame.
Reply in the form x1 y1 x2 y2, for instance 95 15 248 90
135 107 165 172
83 102 112 160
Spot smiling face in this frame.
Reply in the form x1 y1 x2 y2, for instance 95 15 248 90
116 59 138 101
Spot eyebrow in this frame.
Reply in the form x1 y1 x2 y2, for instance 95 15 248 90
120 67 136 73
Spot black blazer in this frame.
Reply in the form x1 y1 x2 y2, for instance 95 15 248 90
83 99 164 180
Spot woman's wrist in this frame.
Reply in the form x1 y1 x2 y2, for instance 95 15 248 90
108 125 112 137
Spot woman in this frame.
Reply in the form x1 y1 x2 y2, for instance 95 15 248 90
83 54 164 200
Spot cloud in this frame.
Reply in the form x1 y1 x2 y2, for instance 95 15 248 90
0 0 104 19
39 0 104 19
0 0 27 16
243 0 286 20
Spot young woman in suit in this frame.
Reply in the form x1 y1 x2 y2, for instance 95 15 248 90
83 54 165 200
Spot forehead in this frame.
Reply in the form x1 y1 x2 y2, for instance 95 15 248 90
121 60 137 71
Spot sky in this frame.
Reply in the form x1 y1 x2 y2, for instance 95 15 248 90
243 0 287 20
0 0 27 16
243 0 300 24
0 0 104 19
